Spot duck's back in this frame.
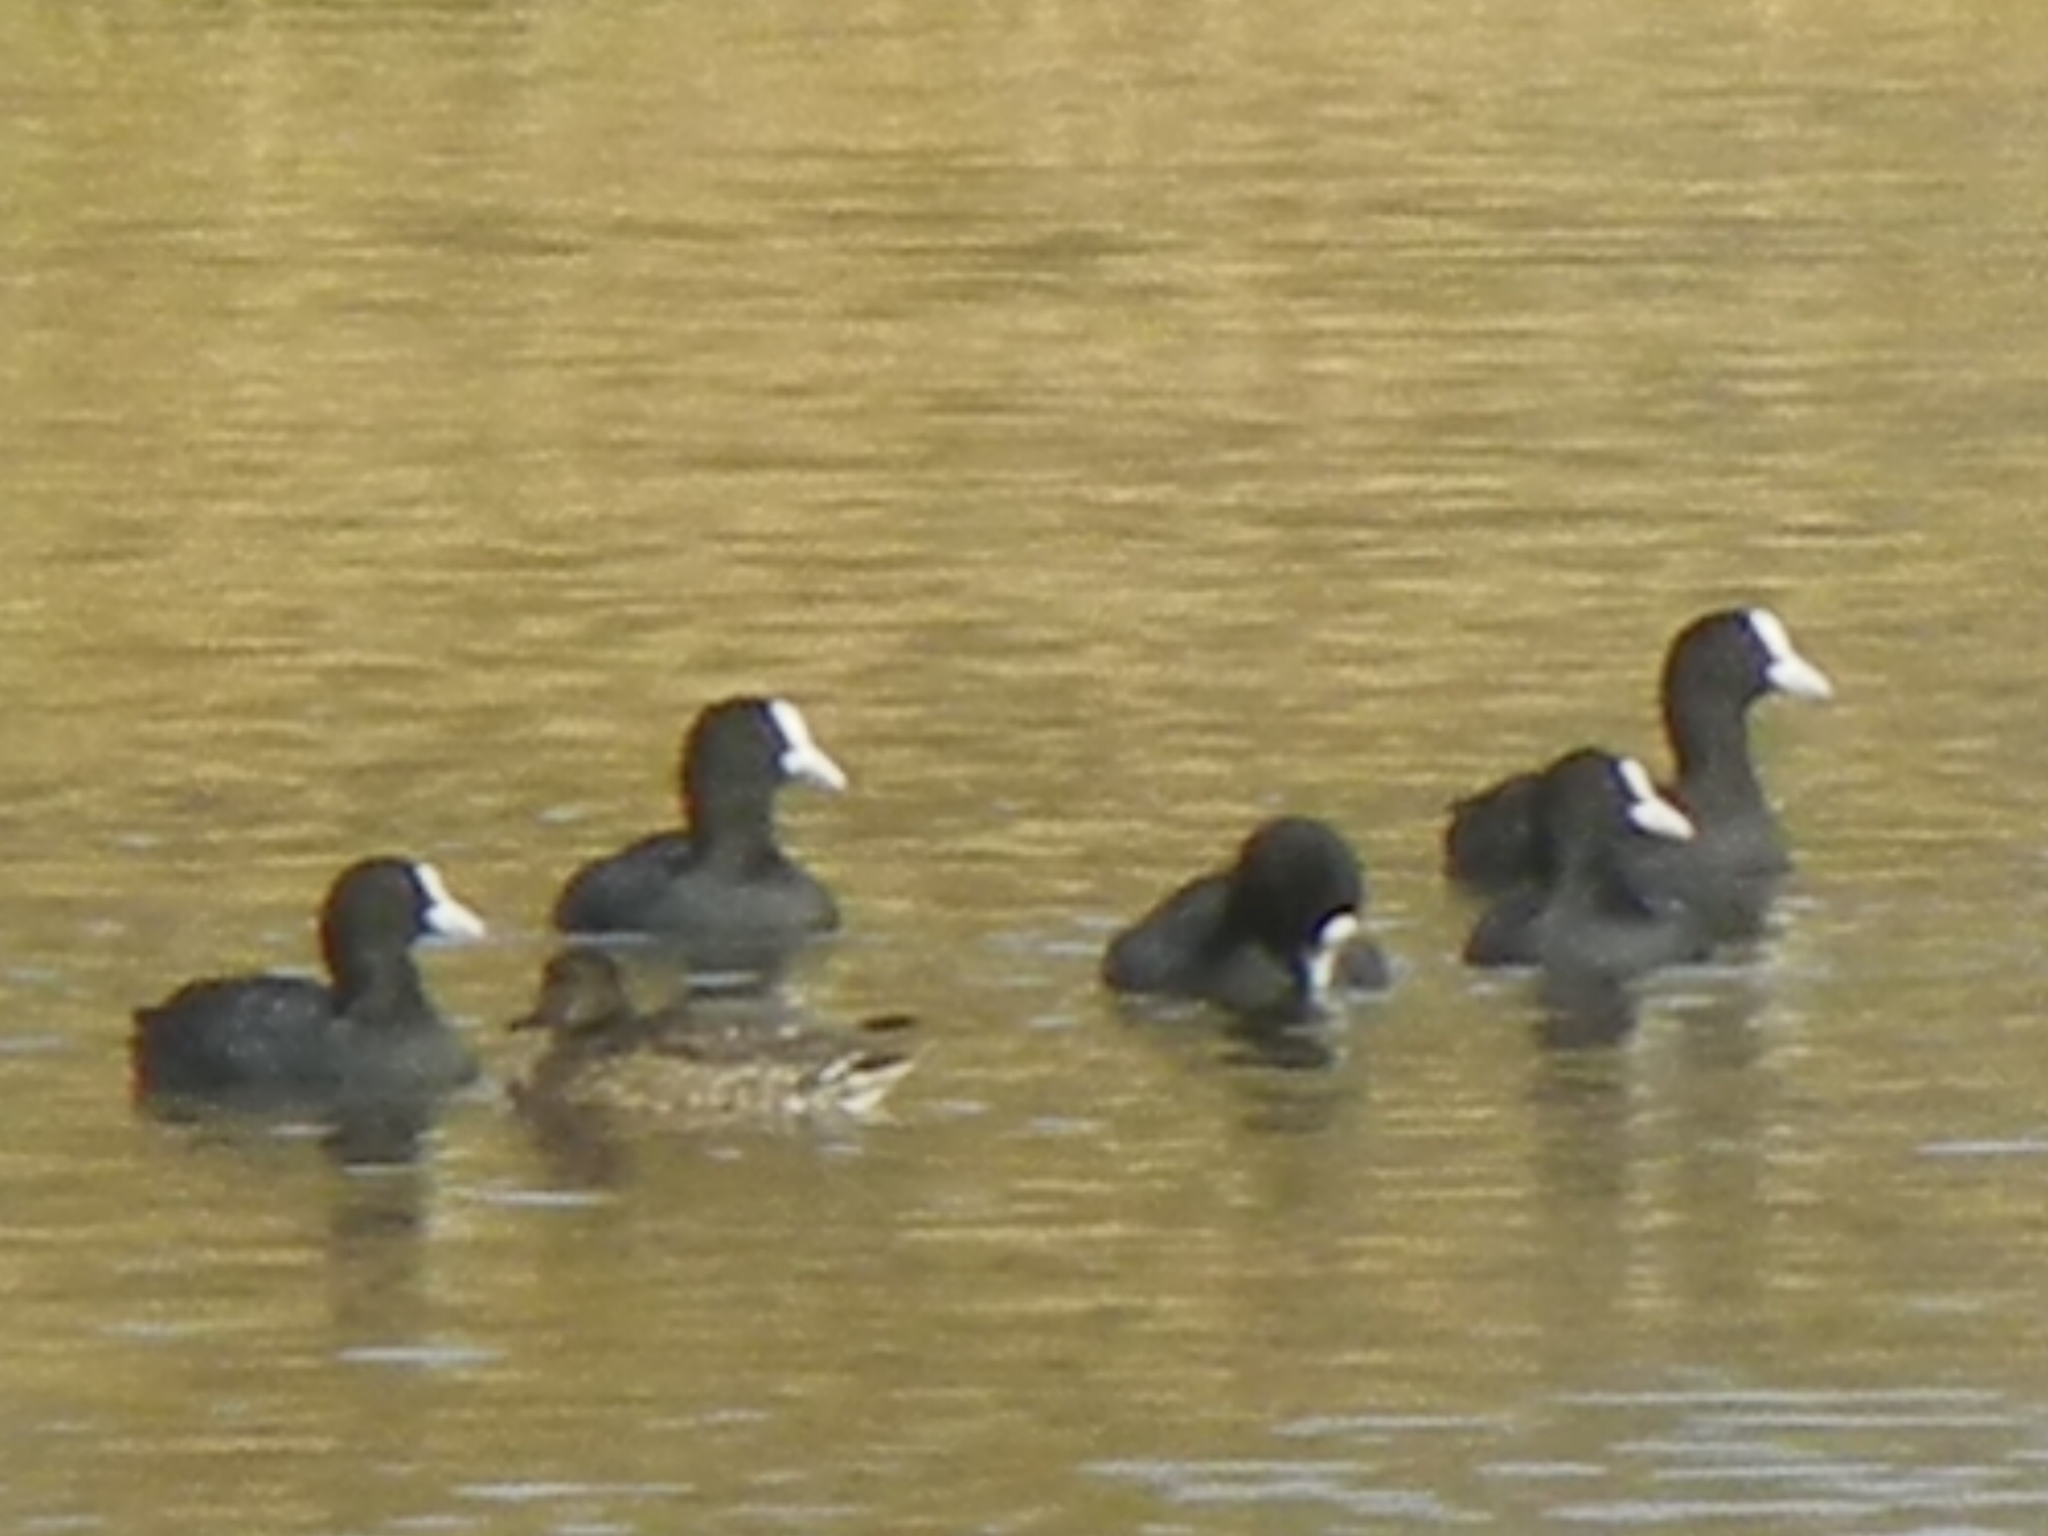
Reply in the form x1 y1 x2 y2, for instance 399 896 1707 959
522 1007 910 1123
591 1035 909 1120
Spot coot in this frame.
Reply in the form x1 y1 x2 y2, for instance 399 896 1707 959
1463 751 1709 979
131 857 487 1113
1445 607 1832 935
551 696 847 976
1102 816 1383 1023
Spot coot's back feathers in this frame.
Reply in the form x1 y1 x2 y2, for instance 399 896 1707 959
549 832 693 939
1442 770 1549 895
130 976 338 1104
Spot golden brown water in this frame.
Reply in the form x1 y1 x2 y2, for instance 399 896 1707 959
4 1 2048 1531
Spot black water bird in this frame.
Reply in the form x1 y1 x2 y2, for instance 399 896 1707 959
551 696 848 976
1463 750 1709 979
1444 607 1833 937
131 857 487 1115
1102 816 1384 1024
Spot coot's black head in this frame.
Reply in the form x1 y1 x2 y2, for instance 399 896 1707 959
680 696 848 825
1537 750 1696 867
1663 608 1834 713
1222 817 1365 1000
317 858 487 984
510 950 634 1038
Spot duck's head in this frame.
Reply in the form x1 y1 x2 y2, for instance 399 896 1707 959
510 949 636 1038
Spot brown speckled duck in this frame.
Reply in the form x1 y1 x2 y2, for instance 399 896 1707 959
507 950 917 1123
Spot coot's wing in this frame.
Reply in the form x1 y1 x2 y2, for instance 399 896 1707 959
1100 872 1227 995
551 832 695 936
130 974 338 1104
1462 887 1546 968
1443 771 1548 894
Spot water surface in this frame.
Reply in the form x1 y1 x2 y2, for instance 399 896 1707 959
3 2 2048 1532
